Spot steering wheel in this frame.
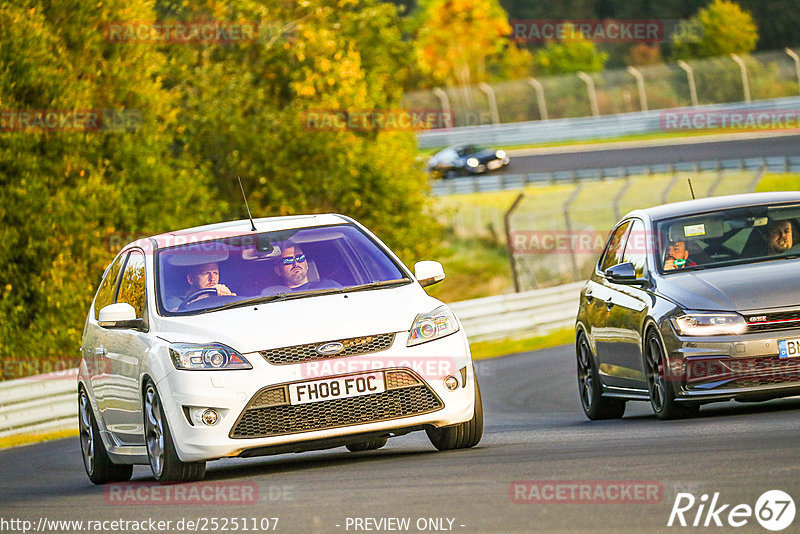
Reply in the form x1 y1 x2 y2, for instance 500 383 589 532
178 288 219 310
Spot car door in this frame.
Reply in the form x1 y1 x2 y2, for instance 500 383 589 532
600 219 650 388
93 249 151 446
83 252 127 432
590 220 631 367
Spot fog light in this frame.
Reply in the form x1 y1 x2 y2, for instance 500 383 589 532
443 376 459 391
201 409 219 426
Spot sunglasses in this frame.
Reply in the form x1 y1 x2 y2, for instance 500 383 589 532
281 254 306 266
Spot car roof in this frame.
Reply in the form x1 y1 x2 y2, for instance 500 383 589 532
127 213 352 252
623 191 800 222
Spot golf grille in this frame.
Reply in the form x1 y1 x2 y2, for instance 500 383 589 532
230 369 441 439
260 333 396 365
746 310 800 332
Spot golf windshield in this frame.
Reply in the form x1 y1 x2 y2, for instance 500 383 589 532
655 203 800 273
156 224 409 314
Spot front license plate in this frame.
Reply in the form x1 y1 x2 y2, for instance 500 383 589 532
288 372 385 405
778 338 800 358
487 159 502 170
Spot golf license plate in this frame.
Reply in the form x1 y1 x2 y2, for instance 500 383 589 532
778 338 800 359
289 372 385 405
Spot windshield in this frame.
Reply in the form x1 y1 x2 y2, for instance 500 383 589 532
156 224 409 315
655 203 800 273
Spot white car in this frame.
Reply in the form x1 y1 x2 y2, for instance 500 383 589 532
78 214 482 484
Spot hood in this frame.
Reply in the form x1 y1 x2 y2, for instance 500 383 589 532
655 258 800 312
154 284 442 353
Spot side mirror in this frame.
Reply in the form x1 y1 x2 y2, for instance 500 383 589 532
414 260 445 288
604 262 646 285
98 303 144 329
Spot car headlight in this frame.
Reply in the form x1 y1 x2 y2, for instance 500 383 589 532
407 306 460 347
169 343 252 370
671 312 747 336
466 157 479 168
495 150 506 159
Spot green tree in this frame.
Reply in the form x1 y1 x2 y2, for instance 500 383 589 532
673 0 758 60
161 0 439 262
0 0 222 368
408 0 531 88
533 23 608 75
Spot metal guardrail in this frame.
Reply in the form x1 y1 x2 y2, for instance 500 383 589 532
0 369 77 439
432 156 800 196
450 281 583 342
0 284 584 441
417 96 800 150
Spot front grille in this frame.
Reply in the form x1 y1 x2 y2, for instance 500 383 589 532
747 310 800 332
260 333 396 365
230 369 442 439
687 356 800 390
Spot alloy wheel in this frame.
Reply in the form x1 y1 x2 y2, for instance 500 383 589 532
78 391 94 474
144 385 165 477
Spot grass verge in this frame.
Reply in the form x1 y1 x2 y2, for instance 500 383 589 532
469 327 573 361
0 428 78 450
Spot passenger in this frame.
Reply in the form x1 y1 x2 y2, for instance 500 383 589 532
273 244 340 291
663 240 696 271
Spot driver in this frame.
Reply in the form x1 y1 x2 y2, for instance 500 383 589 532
765 219 793 255
180 262 236 306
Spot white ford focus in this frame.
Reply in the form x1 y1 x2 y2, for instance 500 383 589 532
78 214 482 484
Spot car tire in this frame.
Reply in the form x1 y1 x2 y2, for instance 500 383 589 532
143 380 206 483
576 332 626 420
644 329 699 420
345 437 388 452
426 367 483 451
78 388 133 485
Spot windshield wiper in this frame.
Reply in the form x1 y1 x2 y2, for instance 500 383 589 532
344 278 412 293
210 294 301 311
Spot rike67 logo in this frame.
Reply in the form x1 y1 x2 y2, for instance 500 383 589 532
668 490 796 531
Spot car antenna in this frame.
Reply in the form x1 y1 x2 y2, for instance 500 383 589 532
688 178 696 200
237 175 257 231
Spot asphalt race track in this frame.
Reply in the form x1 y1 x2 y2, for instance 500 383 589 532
501 134 800 173
3 346 800 533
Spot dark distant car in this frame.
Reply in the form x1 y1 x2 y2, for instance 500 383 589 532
575 192 800 420
426 144 510 178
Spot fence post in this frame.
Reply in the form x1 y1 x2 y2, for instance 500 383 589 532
527 77 549 121
563 184 584 280
504 193 526 292
786 48 800 95
730 54 751 104
677 60 699 108
577 72 600 117
626 66 648 112
478 82 500 125
432 87 452 126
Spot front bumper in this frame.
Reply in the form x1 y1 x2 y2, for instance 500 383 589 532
662 325 800 402
154 331 475 462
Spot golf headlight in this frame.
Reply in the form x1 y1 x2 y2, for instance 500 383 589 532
407 306 459 347
671 312 747 336
495 150 506 159
169 343 252 370
466 157 479 168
